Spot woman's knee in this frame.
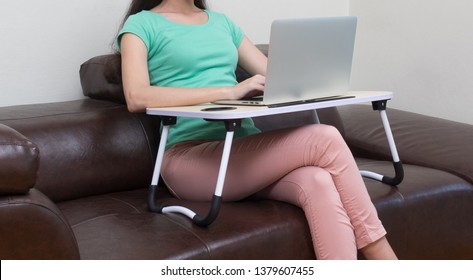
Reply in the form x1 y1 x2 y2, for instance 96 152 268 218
302 167 340 198
300 124 347 153
254 166 336 206
311 124 343 141
282 167 339 199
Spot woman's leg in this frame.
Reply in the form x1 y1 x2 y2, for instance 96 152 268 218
360 236 397 259
162 124 394 258
254 166 358 259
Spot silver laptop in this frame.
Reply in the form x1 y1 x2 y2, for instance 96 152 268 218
215 16 357 107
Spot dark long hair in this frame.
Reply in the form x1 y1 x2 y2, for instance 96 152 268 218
120 0 207 28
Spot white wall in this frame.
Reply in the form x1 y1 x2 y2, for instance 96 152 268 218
0 0 130 107
350 0 473 124
209 0 350 44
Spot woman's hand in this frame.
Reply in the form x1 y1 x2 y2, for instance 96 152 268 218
229 74 266 100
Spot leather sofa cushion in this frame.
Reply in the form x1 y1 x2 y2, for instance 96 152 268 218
358 158 473 259
57 187 315 260
0 100 160 202
0 124 39 195
338 104 473 185
0 189 80 259
80 54 125 104
57 159 473 260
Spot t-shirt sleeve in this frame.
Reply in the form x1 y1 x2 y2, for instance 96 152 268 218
117 14 151 51
222 14 245 48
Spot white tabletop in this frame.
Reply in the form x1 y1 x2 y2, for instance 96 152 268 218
146 91 393 120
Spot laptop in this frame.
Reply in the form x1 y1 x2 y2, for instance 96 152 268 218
214 16 358 107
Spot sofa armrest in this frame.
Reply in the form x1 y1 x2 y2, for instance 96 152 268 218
0 124 39 195
0 188 80 259
338 104 473 185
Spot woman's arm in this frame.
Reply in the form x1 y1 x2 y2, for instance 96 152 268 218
237 35 268 76
120 33 265 112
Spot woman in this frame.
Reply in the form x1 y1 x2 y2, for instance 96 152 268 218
118 0 397 260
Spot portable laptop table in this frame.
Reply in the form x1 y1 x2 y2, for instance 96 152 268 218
146 91 404 226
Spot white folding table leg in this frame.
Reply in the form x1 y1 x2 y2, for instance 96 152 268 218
150 125 169 187
148 118 237 227
360 104 404 186
172 130 234 226
148 122 171 212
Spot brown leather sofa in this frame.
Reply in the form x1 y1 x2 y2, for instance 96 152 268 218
1 46 472 260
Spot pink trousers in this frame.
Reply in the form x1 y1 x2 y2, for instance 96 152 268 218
161 124 386 259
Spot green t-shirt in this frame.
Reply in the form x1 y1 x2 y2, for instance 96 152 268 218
118 10 260 149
